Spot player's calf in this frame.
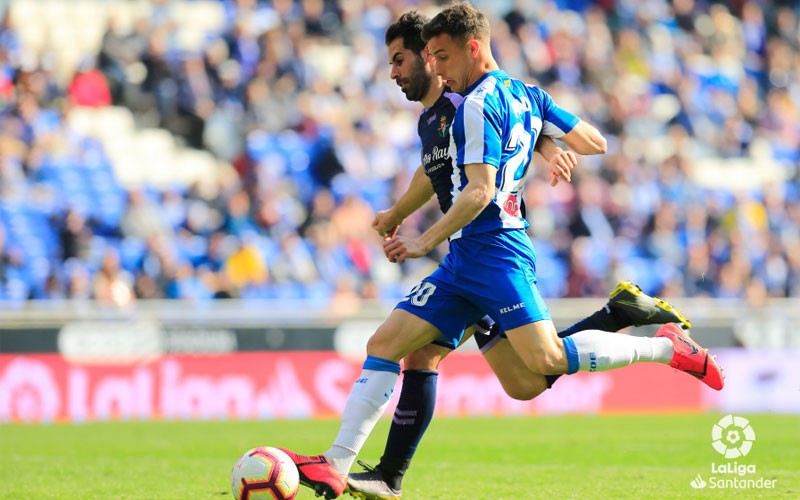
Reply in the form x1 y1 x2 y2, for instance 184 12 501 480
479 331 549 399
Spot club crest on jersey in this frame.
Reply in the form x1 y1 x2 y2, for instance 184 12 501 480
438 115 448 137
503 193 521 216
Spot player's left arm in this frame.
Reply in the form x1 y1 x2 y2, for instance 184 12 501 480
383 162 494 263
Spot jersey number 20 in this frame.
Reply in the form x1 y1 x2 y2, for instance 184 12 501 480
407 282 437 306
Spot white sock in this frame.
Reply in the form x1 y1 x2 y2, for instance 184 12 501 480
323 368 398 475
568 330 673 372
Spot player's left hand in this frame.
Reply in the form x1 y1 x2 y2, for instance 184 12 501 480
549 149 577 186
372 209 402 237
383 235 428 264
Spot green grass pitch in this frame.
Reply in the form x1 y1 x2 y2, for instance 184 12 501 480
1 414 797 499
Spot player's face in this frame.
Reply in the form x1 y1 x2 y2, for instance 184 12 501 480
426 33 475 93
387 38 433 103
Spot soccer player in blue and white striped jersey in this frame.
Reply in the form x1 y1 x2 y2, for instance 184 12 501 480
346 11 691 500
278 4 723 498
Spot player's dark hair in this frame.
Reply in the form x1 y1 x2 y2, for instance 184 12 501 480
421 2 490 43
385 11 430 56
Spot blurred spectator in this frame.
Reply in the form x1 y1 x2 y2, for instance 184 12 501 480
59 209 92 261
0 225 9 290
329 273 362 317
225 237 268 291
67 57 112 108
120 190 172 240
165 260 213 300
65 260 93 300
93 248 135 306
0 0 799 308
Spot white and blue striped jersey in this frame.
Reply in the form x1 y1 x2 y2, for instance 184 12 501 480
448 70 579 239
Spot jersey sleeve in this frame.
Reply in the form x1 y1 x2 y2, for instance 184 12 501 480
452 95 502 169
530 86 579 138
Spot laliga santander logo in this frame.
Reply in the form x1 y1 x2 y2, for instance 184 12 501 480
690 415 777 491
712 415 756 459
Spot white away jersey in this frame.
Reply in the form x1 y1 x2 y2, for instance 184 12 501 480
448 70 579 239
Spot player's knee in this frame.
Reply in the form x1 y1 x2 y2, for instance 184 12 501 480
366 333 385 355
366 325 396 358
523 351 563 376
403 347 444 371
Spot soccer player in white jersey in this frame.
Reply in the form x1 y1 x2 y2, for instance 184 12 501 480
279 4 723 499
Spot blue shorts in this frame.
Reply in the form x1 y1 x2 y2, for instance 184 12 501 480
427 315 494 351
395 230 550 349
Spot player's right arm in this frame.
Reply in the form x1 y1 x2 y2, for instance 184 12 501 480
558 120 607 156
372 164 435 237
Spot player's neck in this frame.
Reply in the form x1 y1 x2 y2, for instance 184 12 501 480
420 79 445 108
466 55 500 90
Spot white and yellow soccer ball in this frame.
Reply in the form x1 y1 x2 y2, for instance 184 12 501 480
230 447 300 500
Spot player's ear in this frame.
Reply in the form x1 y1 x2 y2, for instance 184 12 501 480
421 45 433 62
467 39 480 59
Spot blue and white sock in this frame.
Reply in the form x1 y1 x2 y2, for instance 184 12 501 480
562 330 673 373
547 318 608 387
325 356 400 475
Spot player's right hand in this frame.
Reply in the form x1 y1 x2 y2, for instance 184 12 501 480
549 149 577 186
372 209 402 237
384 235 428 263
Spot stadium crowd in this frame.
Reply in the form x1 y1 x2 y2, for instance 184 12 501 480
0 0 798 306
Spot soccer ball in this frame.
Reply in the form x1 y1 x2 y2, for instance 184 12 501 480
230 446 300 500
